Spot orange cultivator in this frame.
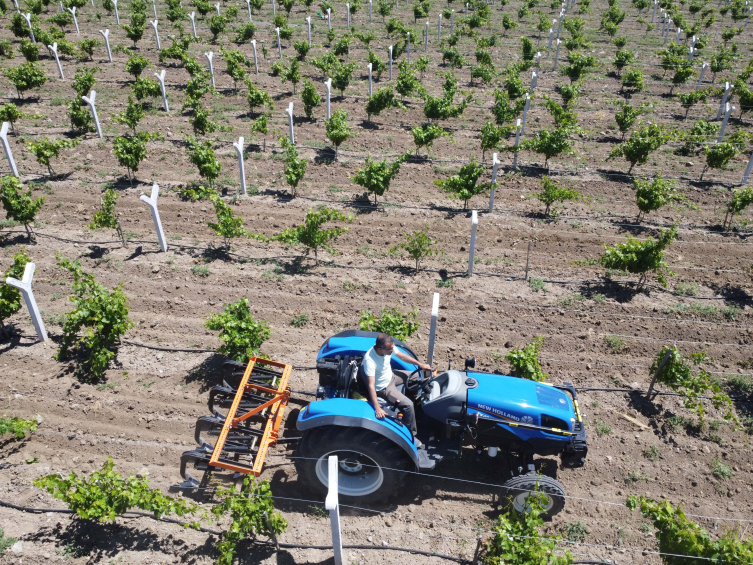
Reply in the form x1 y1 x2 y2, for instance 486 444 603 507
180 357 292 487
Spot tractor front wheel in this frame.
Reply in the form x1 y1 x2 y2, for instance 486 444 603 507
502 472 566 518
295 426 412 504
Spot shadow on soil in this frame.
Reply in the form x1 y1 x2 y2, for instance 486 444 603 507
577 279 644 303
24 520 217 564
184 353 226 393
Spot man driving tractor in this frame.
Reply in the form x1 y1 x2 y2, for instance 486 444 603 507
362 333 432 445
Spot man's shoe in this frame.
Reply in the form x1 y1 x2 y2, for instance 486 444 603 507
414 438 423 448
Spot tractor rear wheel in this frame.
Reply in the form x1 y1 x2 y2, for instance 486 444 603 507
501 472 566 518
295 426 412 504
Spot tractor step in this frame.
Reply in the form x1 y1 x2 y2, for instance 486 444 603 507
180 357 292 484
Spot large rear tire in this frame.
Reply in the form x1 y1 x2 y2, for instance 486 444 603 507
295 426 413 504
502 472 566 518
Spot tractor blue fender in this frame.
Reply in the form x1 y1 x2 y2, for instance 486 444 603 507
296 398 419 468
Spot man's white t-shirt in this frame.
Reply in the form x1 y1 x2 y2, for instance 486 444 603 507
363 346 392 391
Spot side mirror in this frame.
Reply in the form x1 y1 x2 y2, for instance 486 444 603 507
464 358 476 370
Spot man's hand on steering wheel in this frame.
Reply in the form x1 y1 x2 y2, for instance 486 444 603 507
417 362 433 372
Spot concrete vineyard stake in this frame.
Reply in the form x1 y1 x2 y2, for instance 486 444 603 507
327 8 331 29
521 95 531 135
742 150 753 185
450 9 454 32
233 137 247 195
530 71 538 92
716 82 731 120
426 292 439 367
155 69 168 112
406 31 410 62
547 28 553 53
48 43 64 79
5 262 47 342
204 51 215 87
651 0 657 22
275 27 282 57
512 118 522 169
246 0 252 21
553 39 561 70
676 27 682 44
468 210 478 276
688 46 694 61
214 2 220 15
188 12 197 38
113 0 120 24
0 123 19 177
488 152 500 212
251 39 258 73
140 184 168 253
285 102 295 145
325 78 332 119
82 90 103 138
346 3 349 28
152 0 157 17
369 0 372 21
388 45 393 79
99 29 113 61
424 20 428 51
697 62 707 88
718 103 734 141
465 2 468 13
325 455 343 565
22 13 35 43
367 63 372 96
306 16 311 45
67 6 79 34
272 0 275 16
151 19 161 50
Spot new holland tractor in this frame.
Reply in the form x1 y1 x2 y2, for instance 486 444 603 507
180 330 588 517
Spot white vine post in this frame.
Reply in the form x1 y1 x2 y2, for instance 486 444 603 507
367 63 372 96
204 51 215 87
424 20 428 51
512 118 522 169
437 13 441 40
468 210 478 276
113 0 120 24
99 29 113 61
325 78 332 119
697 62 707 88
346 3 350 28
325 455 343 565
5 263 48 343
450 9 454 33
530 71 538 93
155 70 168 112
22 13 35 43
272 0 275 16
718 103 734 141
553 39 561 70
521 94 531 135
233 137 247 195
426 292 439 367
0 123 19 177
369 0 372 21
406 31 410 62
151 19 161 50
327 8 331 29
188 12 197 38
741 150 753 185
306 16 311 45
556 13 563 38
388 45 393 80
536 51 541 68
547 28 553 53
246 0 252 21
251 39 258 73
676 27 682 44
716 82 732 119
48 43 64 79
140 184 168 253
285 102 295 145
488 152 500 212
214 2 220 15
465 2 468 13
688 46 694 61
745 6 752 29
82 90 103 138
651 0 657 22
152 0 157 17
275 27 282 57
67 6 80 33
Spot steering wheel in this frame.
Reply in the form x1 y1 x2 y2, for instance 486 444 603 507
405 367 427 394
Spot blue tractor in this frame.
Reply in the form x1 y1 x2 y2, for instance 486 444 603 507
293 330 588 517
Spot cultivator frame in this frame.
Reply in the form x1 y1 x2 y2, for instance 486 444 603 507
179 357 292 487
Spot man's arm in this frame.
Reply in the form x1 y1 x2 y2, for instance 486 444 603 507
393 349 432 372
366 373 386 419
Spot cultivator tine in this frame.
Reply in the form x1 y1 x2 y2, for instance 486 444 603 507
181 357 292 484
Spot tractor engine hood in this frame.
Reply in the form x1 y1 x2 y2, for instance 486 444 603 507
466 373 576 431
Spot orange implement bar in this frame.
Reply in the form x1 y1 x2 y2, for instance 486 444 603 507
208 357 292 477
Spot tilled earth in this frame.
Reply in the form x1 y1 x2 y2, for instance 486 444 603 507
1 0 753 562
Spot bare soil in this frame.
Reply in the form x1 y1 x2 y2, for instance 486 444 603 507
0 0 752 563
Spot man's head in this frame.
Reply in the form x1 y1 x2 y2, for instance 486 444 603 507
374 333 394 357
